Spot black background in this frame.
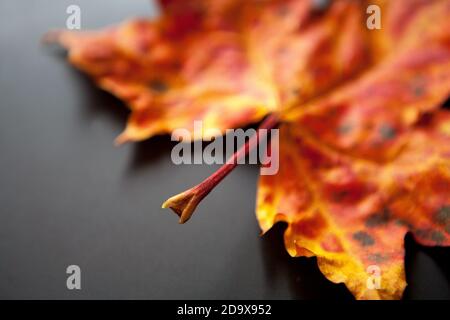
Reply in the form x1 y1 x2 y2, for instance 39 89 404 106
0 0 448 300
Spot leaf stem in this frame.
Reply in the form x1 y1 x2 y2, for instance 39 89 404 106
162 114 279 223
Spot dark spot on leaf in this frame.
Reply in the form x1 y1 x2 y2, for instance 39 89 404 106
291 87 301 97
413 85 425 97
434 205 450 226
337 123 353 135
379 124 397 140
431 231 445 244
368 253 386 263
365 208 391 228
411 76 426 97
395 219 413 229
414 228 444 243
446 225 450 235
312 0 330 12
149 80 168 93
353 231 375 247
415 229 429 239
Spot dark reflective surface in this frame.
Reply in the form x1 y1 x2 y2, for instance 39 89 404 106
0 0 448 299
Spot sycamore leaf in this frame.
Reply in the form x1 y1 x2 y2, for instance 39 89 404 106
52 0 377 142
256 0 450 299
50 0 450 299
258 112 450 299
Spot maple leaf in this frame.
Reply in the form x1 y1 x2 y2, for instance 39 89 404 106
47 0 450 299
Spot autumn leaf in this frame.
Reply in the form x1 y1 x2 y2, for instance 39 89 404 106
49 0 377 142
48 0 450 299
